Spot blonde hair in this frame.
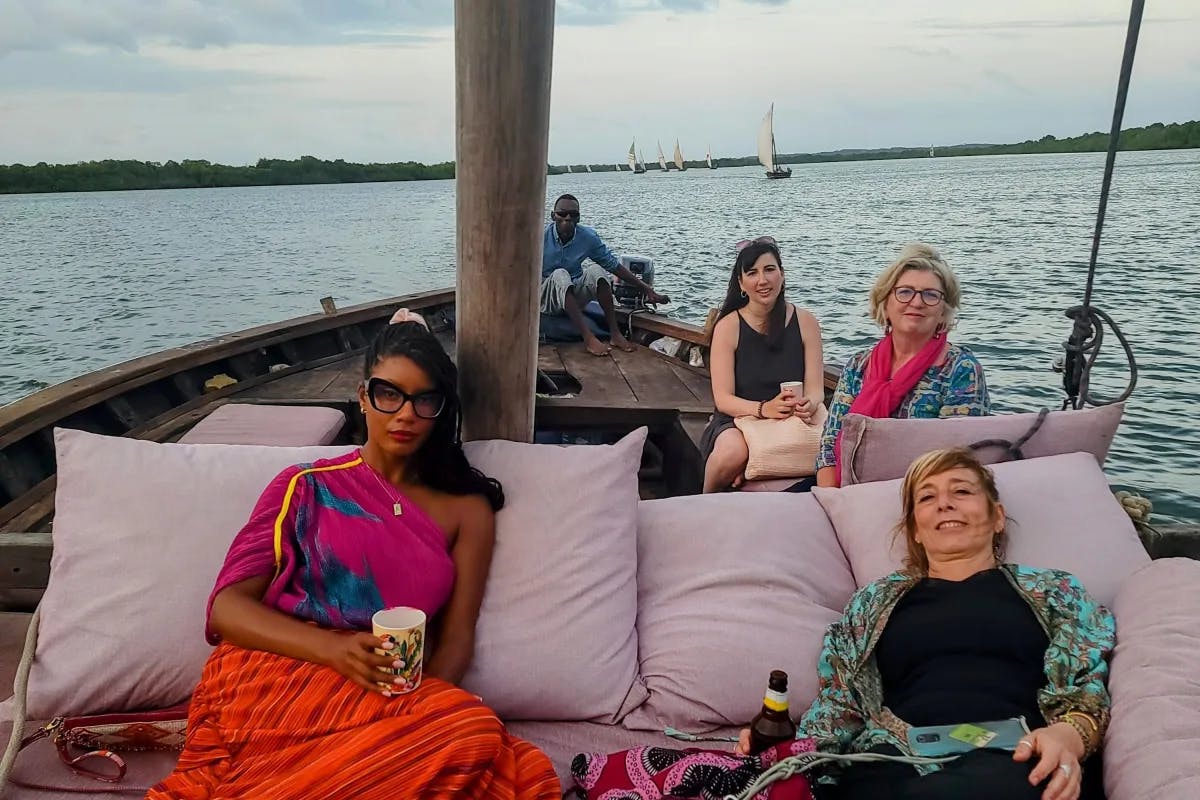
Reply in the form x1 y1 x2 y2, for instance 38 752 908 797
895 448 1005 576
868 243 961 330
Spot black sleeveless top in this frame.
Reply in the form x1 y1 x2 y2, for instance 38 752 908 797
733 309 806 402
875 568 1049 728
699 306 806 460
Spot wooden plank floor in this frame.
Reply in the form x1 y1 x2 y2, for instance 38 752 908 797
236 343 714 416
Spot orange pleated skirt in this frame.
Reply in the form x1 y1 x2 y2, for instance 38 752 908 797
146 643 561 800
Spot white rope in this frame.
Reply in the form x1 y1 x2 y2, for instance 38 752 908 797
0 607 40 791
722 750 958 800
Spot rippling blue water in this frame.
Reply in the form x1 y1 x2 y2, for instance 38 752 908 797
1 151 1197 521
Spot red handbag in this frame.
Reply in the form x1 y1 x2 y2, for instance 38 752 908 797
13 704 188 791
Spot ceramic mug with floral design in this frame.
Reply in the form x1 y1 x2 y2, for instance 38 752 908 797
372 606 426 694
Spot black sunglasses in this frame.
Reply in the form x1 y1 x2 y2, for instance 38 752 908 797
365 377 446 419
554 210 581 220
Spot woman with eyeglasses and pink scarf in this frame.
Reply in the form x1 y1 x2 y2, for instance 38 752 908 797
815 243 990 488
700 236 827 492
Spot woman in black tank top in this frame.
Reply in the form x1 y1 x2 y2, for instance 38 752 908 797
700 239 825 492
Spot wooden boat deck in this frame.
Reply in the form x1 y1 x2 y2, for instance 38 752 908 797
231 341 715 447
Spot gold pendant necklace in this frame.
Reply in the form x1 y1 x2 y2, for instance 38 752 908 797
362 457 404 516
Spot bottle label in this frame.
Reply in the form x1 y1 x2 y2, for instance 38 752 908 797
763 688 789 713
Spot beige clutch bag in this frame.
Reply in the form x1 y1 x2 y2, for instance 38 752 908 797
734 404 828 481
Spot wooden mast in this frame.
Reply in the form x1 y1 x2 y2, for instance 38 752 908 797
454 1 555 442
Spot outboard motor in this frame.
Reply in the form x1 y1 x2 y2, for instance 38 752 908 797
614 254 655 308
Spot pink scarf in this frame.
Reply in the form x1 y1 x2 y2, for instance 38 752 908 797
833 333 946 485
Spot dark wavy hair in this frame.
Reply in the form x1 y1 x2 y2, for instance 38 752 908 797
717 240 787 350
363 321 504 511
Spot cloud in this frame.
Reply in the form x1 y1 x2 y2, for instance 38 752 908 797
919 15 1194 33
0 0 749 56
0 48 294 93
0 0 451 57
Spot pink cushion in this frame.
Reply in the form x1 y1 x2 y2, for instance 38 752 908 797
459 428 648 723
178 403 346 445
813 452 1150 606
1105 558 1200 799
13 429 354 719
623 492 854 732
839 403 1124 486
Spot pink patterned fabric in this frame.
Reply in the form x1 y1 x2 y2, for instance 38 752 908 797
208 450 455 641
571 738 816 800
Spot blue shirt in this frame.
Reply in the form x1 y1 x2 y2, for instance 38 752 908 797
541 223 620 280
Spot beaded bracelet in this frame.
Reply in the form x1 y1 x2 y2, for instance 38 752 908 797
757 400 765 419
1057 715 1097 758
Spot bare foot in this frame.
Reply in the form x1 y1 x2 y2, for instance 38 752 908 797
610 332 637 352
584 336 611 356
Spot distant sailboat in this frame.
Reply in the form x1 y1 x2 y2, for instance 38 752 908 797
615 164 623 172
586 164 593 173
673 140 686 172
566 164 573 174
706 145 716 170
758 103 792 179
657 141 670 172
929 145 935 158
638 148 647 173
628 139 646 174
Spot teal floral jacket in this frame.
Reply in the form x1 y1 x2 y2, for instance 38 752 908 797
797 565 1116 775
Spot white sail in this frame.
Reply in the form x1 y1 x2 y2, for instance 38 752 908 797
657 141 668 171
638 149 646 167
628 140 638 171
566 164 573 173
758 104 777 172
706 146 713 168
615 164 622 171
673 140 685 171
586 164 592 173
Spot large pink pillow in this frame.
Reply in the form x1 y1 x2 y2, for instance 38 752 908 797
9 429 354 720
623 492 854 733
813 452 1149 606
460 428 648 722
1105 558 1200 800
839 403 1123 486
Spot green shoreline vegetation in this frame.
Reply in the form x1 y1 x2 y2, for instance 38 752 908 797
1 120 1196 195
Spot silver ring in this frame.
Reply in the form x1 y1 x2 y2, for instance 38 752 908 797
1016 740 1033 749
1058 764 1072 777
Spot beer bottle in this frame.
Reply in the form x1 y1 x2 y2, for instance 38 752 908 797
748 669 797 756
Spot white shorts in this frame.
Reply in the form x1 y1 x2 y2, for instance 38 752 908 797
539 264 610 315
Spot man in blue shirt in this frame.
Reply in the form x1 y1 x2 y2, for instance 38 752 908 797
541 193 668 355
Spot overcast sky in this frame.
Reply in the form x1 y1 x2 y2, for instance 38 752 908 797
1 0 1196 166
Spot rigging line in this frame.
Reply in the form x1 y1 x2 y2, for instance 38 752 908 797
1061 0 1144 410
1082 0 1145 311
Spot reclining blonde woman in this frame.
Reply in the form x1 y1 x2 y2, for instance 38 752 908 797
738 448 1112 800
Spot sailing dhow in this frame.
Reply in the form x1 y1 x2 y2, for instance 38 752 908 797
758 103 792 179
628 139 646 174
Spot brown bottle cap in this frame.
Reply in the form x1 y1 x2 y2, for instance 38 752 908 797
768 670 789 692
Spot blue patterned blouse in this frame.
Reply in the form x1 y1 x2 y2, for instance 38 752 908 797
816 343 990 470
798 565 1115 776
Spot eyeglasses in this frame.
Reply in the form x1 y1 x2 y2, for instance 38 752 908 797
554 210 581 220
893 286 945 306
365 377 446 419
735 235 779 253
